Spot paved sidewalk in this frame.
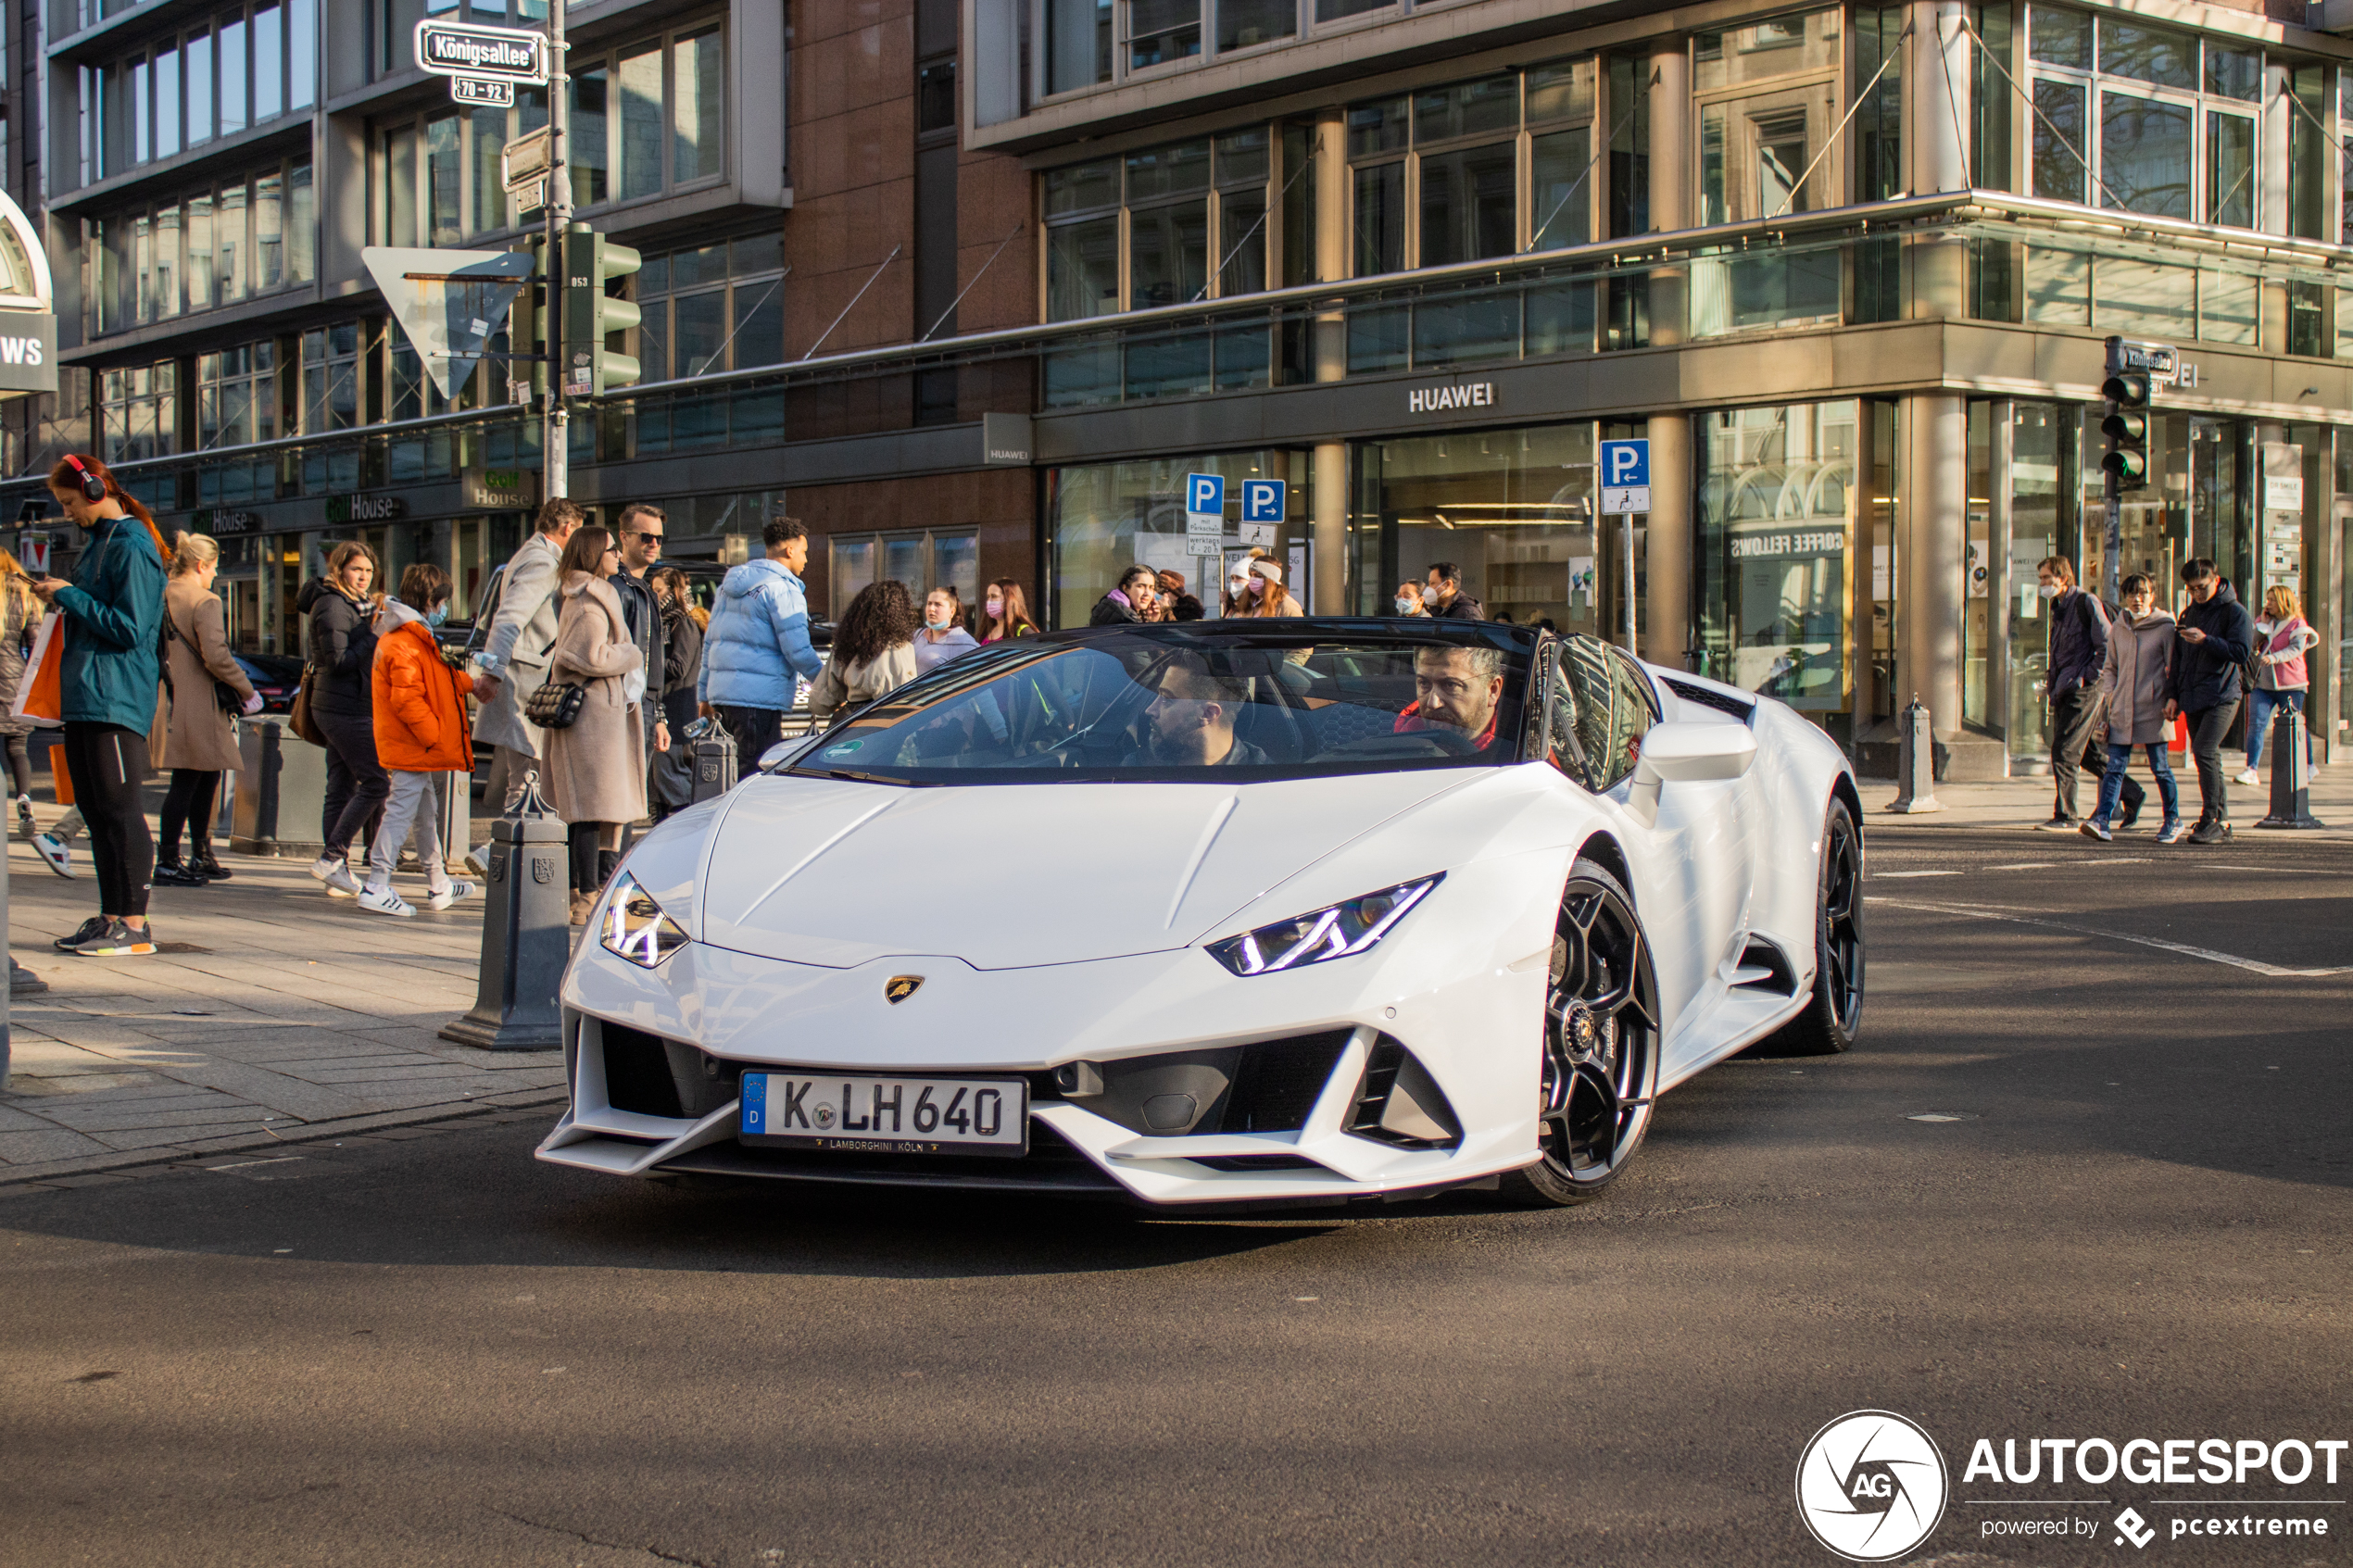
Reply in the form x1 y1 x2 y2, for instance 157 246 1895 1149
1855 759 2353 836
2 817 564 1186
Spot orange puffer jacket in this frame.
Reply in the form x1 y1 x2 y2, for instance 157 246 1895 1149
371 603 477 773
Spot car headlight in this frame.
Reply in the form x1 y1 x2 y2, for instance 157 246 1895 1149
598 872 691 969
1205 875 1443 976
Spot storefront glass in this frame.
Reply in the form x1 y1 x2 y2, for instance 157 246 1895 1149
1695 400 1859 727
1350 423 1640 637
2005 402 2069 769
1047 451 1309 628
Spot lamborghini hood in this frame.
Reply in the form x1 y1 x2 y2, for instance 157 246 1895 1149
690 771 1481 971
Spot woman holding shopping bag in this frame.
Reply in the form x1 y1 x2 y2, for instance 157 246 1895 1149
26 455 171 957
149 533 263 886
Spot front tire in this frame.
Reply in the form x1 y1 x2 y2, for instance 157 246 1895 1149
1501 859 1661 1207
1759 798 1865 1056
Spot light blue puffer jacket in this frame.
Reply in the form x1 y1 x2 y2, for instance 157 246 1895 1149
697 558 824 709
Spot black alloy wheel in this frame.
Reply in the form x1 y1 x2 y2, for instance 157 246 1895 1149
1501 858 1660 1207
1759 797 1866 1056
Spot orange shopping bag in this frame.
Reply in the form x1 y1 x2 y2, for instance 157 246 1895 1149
9 609 62 728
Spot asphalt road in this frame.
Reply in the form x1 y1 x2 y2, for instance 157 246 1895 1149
4 826 2347 1568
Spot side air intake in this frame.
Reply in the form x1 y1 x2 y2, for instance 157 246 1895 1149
1731 937 1799 997
1345 1036 1462 1149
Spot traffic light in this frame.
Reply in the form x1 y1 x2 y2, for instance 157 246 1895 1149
2100 336 2164 494
560 222 641 398
524 232 552 402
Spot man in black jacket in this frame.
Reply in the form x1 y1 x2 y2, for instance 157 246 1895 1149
2038 557 2142 831
2166 558 2254 844
1424 562 1485 621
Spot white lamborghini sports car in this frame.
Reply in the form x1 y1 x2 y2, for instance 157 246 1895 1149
539 619 1864 1208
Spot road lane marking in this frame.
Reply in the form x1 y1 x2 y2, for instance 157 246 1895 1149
1867 898 2353 977
206 1157 303 1172
1870 870 1961 878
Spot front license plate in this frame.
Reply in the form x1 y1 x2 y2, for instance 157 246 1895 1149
739 1073 1029 1157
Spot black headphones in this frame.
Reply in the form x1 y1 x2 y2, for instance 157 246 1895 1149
62 456 106 503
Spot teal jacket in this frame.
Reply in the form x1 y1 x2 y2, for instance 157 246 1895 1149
54 513 166 731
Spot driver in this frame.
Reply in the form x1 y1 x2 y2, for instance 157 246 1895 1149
1396 645 1504 747
1127 656 1267 767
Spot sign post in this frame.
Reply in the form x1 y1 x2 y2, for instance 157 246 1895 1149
1184 472 1227 557
1599 439 1651 653
1239 479 1286 548
359 247 535 402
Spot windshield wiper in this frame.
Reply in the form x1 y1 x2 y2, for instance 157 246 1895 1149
805 767 938 788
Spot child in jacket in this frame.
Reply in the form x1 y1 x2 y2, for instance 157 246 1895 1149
359 564 497 916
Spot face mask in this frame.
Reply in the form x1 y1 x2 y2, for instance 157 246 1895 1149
427 605 448 628
1247 577 1265 598
926 615 951 632
2037 583 2059 599
984 598 1003 618
1395 597 1416 614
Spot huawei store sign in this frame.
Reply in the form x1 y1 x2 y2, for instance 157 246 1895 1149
1406 381 1495 415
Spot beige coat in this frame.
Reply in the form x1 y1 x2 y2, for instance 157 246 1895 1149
541 571 647 825
149 575 256 772
807 642 918 721
2098 608 2177 747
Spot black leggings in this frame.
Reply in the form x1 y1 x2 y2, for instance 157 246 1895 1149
60 721 153 919
158 768 221 860
315 706 390 861
4 733 30 798
568 821 620 893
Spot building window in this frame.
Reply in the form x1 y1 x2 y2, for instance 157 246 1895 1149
378 20 724 234
2025 5 2259 228
90 0 316 180
197 342 280 450
633 232 786 383
1216 0 1293 53
828 528 979 621
1342 56 1596 278
1045 0 1113 94
300 323 361 433
100 362 178 464
1041 124 1291 321
90 157 312 332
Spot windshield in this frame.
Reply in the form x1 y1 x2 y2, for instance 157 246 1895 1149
787 622 1534 784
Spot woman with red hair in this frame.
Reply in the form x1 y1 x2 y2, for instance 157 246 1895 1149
27 455 171 957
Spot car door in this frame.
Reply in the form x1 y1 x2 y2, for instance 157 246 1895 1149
1540 636 1758 1070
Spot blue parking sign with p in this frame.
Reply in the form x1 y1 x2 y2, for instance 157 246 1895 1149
1241 479 1286 522
1187 472 1227 515
1601 440 1649 489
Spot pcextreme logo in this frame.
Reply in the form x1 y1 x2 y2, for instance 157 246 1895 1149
1794 1411 1950 1562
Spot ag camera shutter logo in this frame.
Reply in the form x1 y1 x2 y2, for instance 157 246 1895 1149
1795 1411 1948 1562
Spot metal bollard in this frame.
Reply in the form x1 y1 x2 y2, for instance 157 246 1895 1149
2255 703 2326 830
1884 695 1943 814
439 770 571 1051
690 719 737 804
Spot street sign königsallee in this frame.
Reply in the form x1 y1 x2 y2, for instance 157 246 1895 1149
413 19 548 83
362 246 535 402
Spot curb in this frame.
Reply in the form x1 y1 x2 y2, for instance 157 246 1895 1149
0 1085 570 1189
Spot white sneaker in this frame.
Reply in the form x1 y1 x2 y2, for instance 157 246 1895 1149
2233 768 2260 786
32 831 73 878
464 845 492 878
424 880 477 911
357 885 415 918
313 857 361 896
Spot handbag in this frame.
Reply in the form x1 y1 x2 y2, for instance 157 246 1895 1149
8 610 63 727
288 665 326 745
161 608 243 714
525 679 587 730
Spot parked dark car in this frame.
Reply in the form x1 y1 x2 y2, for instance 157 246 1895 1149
233 652 305 715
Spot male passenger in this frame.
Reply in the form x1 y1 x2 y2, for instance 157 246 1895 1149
1397 645 1504 747
698 516 824 766
1128 657 1265 767
1424 562 1486 621
2038 556 2142 832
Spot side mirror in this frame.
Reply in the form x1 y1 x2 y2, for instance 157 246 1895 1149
1625 720 1757 825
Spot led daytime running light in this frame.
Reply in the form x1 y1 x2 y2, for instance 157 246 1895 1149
1208 874 1443 977
598 872 691 969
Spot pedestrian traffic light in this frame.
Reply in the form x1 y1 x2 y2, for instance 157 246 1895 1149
524 232 552 403
560 223 641 398
2100 336 2168 494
